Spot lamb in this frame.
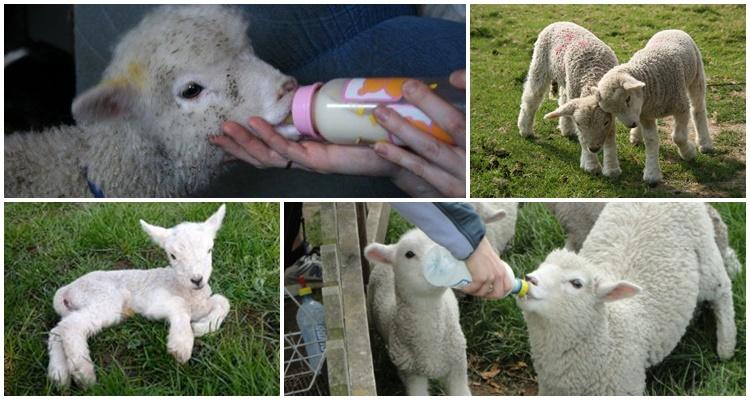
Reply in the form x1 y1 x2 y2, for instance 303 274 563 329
47 205 231 387
365 229 471 396
5 6 296 197
516 202 737 395
517 22 621 177
593 30 713 185
471 202 519 255
545 202 607 252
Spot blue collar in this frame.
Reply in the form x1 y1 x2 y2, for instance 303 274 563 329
83 167 105 198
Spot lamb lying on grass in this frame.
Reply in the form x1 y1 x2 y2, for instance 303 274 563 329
47 205 230 388
365 229 471 396
517 203 737 395
594 30 713 185
5 6 296 197
518 22 620 177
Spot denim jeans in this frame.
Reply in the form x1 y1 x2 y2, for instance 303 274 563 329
74 5 466 197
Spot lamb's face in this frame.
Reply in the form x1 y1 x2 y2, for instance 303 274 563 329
365 229 445 296
71 6 296 182
140 204 226 290
544 95 614 153
596 72 645 129
517 249 641 321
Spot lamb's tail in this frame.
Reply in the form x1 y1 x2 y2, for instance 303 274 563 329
52 286 76 317
723 247 742 279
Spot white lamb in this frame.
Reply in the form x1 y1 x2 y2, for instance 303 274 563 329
593 30 713 185
516 202 737 395
365 229 471 396
5 6 296 197
471 202 518 255
47 205 231 388
518 22 621 177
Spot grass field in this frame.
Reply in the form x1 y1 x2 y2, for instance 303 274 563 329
373 203 745 395
4 202 280 395
470 5 746 198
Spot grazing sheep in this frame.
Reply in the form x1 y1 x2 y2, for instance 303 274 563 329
518 22 620 177
5 6 296 197
594 30 712 185
545 202 606 252
472 202 519 255
47 205 230 387
517 202 737 395
365 229 471 396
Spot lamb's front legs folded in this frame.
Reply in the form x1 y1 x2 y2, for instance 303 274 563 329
191 294 230 337
139 293 194 363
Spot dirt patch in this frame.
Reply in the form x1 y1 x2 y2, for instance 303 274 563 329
468 356 538 395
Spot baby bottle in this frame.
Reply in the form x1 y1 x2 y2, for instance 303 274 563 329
421 245 528 297
286 77 464 146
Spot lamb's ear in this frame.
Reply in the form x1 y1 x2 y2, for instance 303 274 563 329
484 210 507 224
204 204 226 235
621 76 645 91
596 280 642 302
140 220 170 247
364 243 395 265
544 101 577 119
72 82 137 124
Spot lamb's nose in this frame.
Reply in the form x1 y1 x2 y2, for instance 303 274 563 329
278 78 297 99
526 275 539 286
588 146 600 153
191 276 203 286
629 122 638 128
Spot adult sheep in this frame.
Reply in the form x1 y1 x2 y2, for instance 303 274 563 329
593 30 713 186
516 202 737 395
5 6 296 197
518 22 620 178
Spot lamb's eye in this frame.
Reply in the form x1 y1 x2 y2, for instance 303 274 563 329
570 279 583 289
625 95 631 106
170 253 177 260
405 251 416 259
180 82 204 99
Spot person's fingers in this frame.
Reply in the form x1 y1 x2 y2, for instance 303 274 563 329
461 279 485 296
391 169 442 197
209 132 263 168
220 121 288 167
373 142 465 198
401 79 466 148
449 69 466 90
246 117 300 160
487 275 505 299
373 106 464 178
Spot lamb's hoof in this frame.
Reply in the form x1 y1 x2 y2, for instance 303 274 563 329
48 367 71 388
71 364 96 388
582 163 602 175
168 336 194 363
603 167 622 179
519 129 536 139
677 143 697 161
699 145 715 154
643 171 663 187
717 341 735 361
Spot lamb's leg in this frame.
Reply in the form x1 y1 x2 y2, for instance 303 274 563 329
579 144 602 175
518 52 550 138
50 306 126 387
640 119 662 186
191 294 231 337
557 91 578 138
401 373 429 396
47 330 71 387
672 111 697 160
688 70 714 153
442 367 472 396
711 288 737 360
629 125 643 145
601 130 621 178
139 293 194 363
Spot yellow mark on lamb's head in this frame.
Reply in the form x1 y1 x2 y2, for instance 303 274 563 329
104 62 146 89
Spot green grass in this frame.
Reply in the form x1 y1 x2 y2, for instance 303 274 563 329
373 203 745 395
470 5 746 198
4 202 280 395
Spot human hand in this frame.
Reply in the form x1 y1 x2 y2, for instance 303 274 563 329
371 69 466 198
460 237 515 299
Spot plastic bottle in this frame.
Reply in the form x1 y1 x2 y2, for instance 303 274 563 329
295 277 327 371
421 245 529 297
283 77 465 146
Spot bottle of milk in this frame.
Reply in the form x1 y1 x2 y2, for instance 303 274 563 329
285 77 464 146
421 245 528 297
295 277 327 371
